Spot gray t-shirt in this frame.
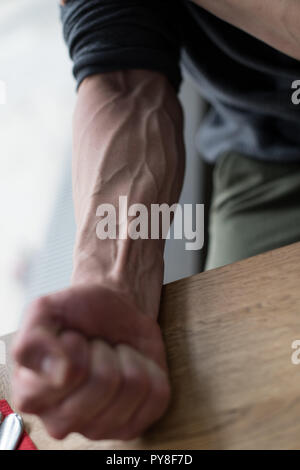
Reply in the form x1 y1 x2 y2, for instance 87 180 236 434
61 0 300 163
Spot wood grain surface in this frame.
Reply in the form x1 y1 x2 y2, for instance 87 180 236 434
2 242 300 449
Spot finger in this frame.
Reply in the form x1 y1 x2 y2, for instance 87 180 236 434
106 357 171 441
12 296 69 385
12 331 89 414
38 340 121 439
79 344 150 440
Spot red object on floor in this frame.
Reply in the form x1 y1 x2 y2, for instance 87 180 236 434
0 400 37 450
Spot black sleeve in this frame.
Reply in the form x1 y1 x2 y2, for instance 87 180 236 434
60 0 183 92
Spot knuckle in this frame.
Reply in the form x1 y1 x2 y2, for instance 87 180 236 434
24 296 53 328
30 296 51 316
11 339 24 362
93 365 120 391
70 362 87 383
46 425 68 441
28 295 63 328
64 360 86 384
124 366 148 391
44 413 76 439
11 336 35 365
59 333 89 385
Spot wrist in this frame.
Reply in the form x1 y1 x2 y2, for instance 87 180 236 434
71 234 165 319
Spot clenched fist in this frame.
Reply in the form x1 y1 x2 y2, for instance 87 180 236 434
12 284 171 440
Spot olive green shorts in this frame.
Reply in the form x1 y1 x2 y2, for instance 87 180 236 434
205 152 300 270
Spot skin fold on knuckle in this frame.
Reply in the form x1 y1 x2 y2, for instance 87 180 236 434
91 341 121 393
59 331 89 384
117 345 149 393
93 363 121 398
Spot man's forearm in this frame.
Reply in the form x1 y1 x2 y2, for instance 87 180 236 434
71 70 185 319
191 0 300 60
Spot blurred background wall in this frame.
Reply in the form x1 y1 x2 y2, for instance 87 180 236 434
0 0 205 336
